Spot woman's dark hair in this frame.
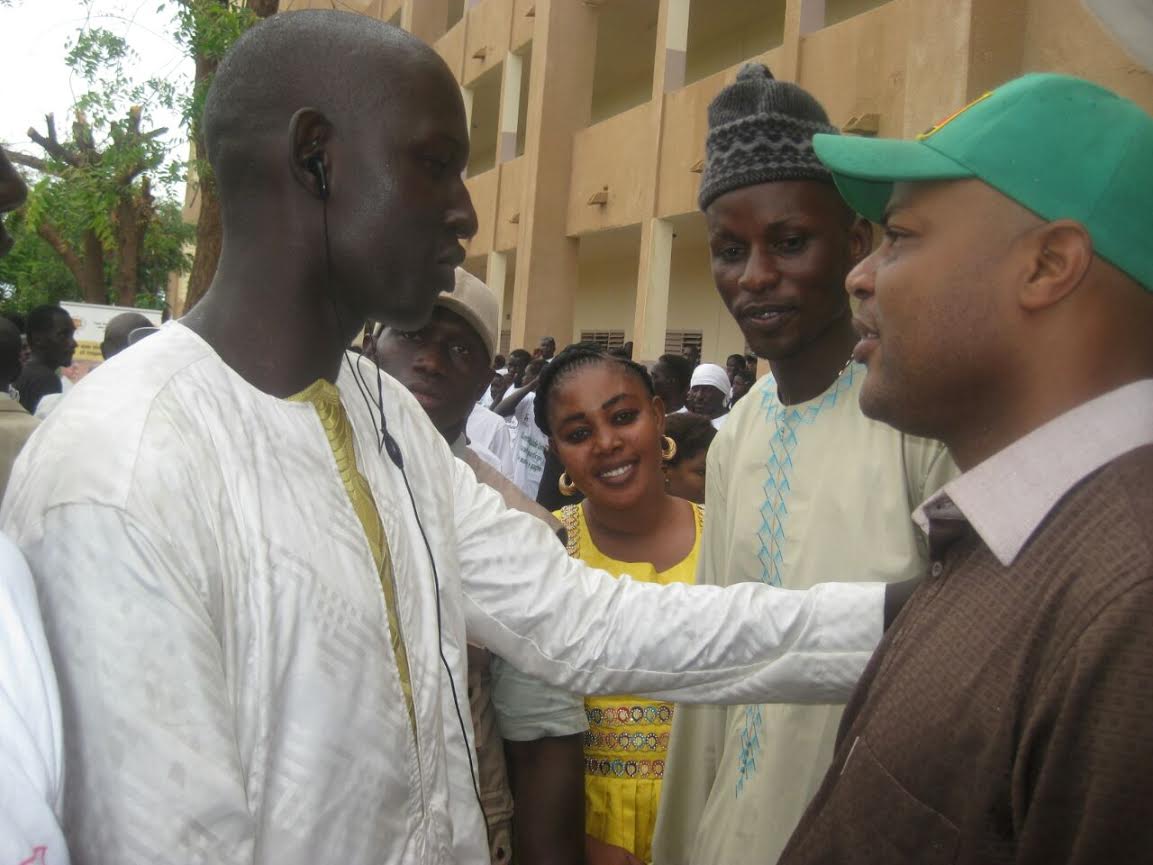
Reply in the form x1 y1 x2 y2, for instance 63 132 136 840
534 342 655 436
663 412 717 466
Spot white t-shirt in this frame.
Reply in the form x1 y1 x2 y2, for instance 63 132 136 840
466 406 513 478
510 393 548 501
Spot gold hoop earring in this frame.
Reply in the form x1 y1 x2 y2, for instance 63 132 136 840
558 472 578 497
661 435 678 462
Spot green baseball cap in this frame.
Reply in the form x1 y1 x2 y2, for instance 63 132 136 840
812 73 1153 292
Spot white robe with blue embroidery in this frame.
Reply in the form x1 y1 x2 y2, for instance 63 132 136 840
653 365 956 865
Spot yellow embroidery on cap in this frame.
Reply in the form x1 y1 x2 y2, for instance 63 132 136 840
917 90 994 140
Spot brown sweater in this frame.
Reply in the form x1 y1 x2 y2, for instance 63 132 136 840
781 445 1153 865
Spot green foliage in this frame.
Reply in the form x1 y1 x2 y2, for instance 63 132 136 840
0 212 77 311
0 198 193 313
0 1 199 310
162 0 266 178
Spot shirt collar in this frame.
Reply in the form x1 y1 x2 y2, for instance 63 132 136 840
914 379 1153 566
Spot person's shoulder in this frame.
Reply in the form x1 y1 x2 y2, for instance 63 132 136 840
0 398 38 426
1093 444 1153 541
15 360 57 384
1029 446 1153 620
468 403 504 430
467 440 502 473
3 325 224 518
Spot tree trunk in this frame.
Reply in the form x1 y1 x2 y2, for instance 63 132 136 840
183 172 221 311
182 0 280 314
112 177 153 307
35 221 106 304
81 230 107 303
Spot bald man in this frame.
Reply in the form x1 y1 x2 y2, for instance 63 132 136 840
100 312 153 360
779 74 1153 864
1 12 895 865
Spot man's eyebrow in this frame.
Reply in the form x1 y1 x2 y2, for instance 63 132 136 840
881 204 910 227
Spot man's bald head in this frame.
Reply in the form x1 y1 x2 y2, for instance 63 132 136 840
194 9 476 336
101 312 154 360
203 10 446 197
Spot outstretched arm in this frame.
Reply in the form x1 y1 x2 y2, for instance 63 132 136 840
454 458 883 705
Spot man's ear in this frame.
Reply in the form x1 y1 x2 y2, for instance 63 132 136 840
288 108 333 200
1018 220 1093 312
848 215 873 266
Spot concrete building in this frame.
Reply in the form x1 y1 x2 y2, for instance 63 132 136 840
279 0 1153 363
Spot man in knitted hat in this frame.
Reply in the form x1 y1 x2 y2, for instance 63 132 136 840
653 65 955 865
777 73 1153 864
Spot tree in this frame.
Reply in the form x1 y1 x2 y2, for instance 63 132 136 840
0 197 191 313
167 0 279 313
3 24 189 308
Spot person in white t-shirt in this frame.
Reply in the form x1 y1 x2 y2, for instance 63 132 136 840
494 358 549 500
467 404 513 478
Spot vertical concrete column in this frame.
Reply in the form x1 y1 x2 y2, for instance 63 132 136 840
901 0 974 135
901 0 1027 137
632 219 675 362
509 0 598 349
403 0 450 44
461 85 475 136
663 0 690 92
498 52 524 164
486 252 509 349
965 0 1026 99
780 0 825 80
630 0 680 361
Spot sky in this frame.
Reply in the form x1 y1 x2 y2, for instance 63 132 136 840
0 0 191 198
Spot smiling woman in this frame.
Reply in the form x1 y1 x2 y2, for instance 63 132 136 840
534 344 703 865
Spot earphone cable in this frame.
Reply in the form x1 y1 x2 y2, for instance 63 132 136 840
317 190 483 817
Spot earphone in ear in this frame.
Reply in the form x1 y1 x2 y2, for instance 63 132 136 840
306 154 328 200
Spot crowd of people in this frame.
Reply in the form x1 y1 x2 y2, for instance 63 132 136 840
0 9 1151 865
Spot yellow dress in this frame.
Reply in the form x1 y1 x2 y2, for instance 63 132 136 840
555 501 703 863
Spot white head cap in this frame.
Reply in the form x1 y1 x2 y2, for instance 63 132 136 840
690 362 732 399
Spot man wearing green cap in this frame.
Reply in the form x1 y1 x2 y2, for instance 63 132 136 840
778 74 1153 863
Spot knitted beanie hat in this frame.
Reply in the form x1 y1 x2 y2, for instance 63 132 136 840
698 64 839 211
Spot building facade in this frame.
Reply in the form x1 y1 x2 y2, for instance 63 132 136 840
277 0 1153 363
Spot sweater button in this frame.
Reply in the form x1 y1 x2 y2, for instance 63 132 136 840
930 561 944 578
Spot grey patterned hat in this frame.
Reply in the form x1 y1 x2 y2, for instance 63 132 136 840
698 64 839 211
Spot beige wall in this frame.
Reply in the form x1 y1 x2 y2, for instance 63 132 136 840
1021 0 1153 112
573 229 641 345
684 0 786 84
266 0 1153 361
668 216 747 364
